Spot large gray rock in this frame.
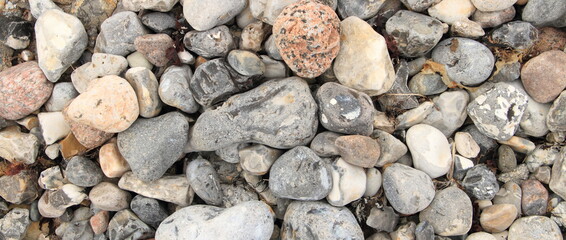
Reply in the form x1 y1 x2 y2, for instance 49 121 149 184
269 146 332 200
156 201 274 240
383 163 435 215
117 112 189 181
158 65 199 114
95 11 149 56
385 10 444 57
183 0 247 31
186 157 223 206
183 26 235 58
508 216 563 240
419 186 472 236
281 201 363 239
187 77 318 151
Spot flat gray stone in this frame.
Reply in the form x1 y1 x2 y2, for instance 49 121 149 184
383 163 435 215
65 156 103 187
95 11 149 56
419 186 473 236
186 157 223 206
183 26 235 58
130 195 169 228
158 65 199 114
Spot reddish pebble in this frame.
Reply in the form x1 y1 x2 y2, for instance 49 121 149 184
521 50 566 103
334 135 381 168
528 27 566 59
273 0 340 78
134 34 175 67
521 179 548 216
90 210 110 235
0 62 53 120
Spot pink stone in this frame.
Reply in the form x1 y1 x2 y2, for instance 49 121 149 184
0 62 53 120
90 210 109 235
521 50 566 103
67 117 114 149
134 34 174 67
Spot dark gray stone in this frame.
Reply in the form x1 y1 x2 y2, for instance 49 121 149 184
383 163 435 215
141 12 176 33
30 200 40 222
65 156 103 187
187 77 318 151
158 65 199 114
419 186 473 236
415 221 434 240
269 146 332 200
316 82 374 136
107 210 154 240
461 164 500 200
0 208 30 240
547 90 566 132
281 201 363 239
183 25 235 58
309 131 343 157
378 60 419 111
432 37 495 86
490 61 521 83
337 0 385 19
63 220 94 240
130 195 169 228
117 112 189 182
95 11 149 56
385 10 444 57
490 21 539 50
409 73 447 96
227 50 265 76
453 155 474 181
366 206 399 232
186 157 223 206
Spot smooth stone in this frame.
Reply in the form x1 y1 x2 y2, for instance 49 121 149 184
71 53 128 93
366 206 399 232
65 156 103 187
68 0 118 49
35 9 87 82
472 6 516 28
491 61 521 83
215 143 248 164
122 0 178 12
309 131 342 157
385 10 444 57
455 132 480 158
480 204 518 233
471 0 516 11
45 83 78 112
62 220 95 240
281 201 363 239
261 55 289 79
461 164 500 200
0 126 40 164
269 146 332 200
467 83 528 141
383 163 435 215
327 158 366 206
453 155 474 180
522 50 566 103
337 0 385 19
107 210 154 240
521 179 548 216
183 25 235 58
525 145 562 172
38 112 70 145
428 0 476 24
396 101 434 130
415 221 435 240
477 200 494 210
551 202 566 228
371 129 407 167
158 65 198 114
316 82 375 136
65 118 113 149
334 135 380 168
467 232 497 240
177 50 195 65
141 12 176 32
409 73 447 96
99 141 130 178
0 208 30 240
547 90 566 132
407 124 452 178
186 157 223 206
423 90 469 137
419 186 472 236
227 50 265 76
134 34 174 67
117 112 188 181
0 62 53 120
367 232 393 240
407 57 426 76
364 168 382 197
187 77 318 151
236 5 256 29
29 0 61 19
335 16 395 96
118 172 194 206
497 136 536 154
533 166 552 184
498 163 530 184
95 11 149 56
90 211 109 235
64 75 139 133
373 111 396 133
498 145 517 173
451 19 485 38
249 0 300 25
37 191 65 218
490 21 538 50
0 172 38 204
240 21 266 52
89 182 131 211
183 0 246 31
38 165 65 190
125 67 162 118
264 34 282 60
156 201 274 240
521 0 566 27
126 51 153 69
432 37 494 86
400 0 436 12
239 144 282 175
508 216 563 240
130 195 168 228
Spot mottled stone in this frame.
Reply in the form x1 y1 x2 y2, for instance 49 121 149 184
461 164 500 200
186 157 223 205
419 186 472 236
528 27 566 58
125 67 162 118
383 163 435 215
378 60 419 111
547 90 566 132
141 12 176 32
89 182 131 211
491 61 521 83
525 145 562 172
38 166 65 190
134 34 174 67
240 21 266 52
95 11 149 56
107 210 154 240
334 135 380 168
71 53 128 93
521 179 548 216
498 163 530 184
493 182 522 218
522 51 566 103
239 144 282 175
158 65 199 114
183 26 235 58
0 16 32 50
490 21 538 50
130 195 168 228
118 172 194 206
227 50 265 76
385 10 444 57
65 156 103 187
90 211 109 235
409 73 447 96
371 129 407 167
183 0 246 31
508 216 563 240
407 124 452 178
451 19 485 38
0 170 39 204
427 0 476 24
498 145 517 173
0 208 30 240
327 158 366 206
0 126 40 164
66 119 114 149
367 206 399 232
45 82 78 112
471 0 516 11
422 90 469 137
0 62 53 120
400 0 436 12
69 0 118 49
521 0 566 27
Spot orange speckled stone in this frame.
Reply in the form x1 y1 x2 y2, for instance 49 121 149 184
273 0 340 78
0 62 53 120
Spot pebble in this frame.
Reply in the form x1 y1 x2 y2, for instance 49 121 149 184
508 216 563 240
0 61 53 120
47 184 87 209
490 61 521 83
215 143 246 163
71 53 128 93
37 191 65 218
385 10 444 57
309 131 342 157
239 144 282 175
125 67 162 118
242 172 278 205
38 165 65 190
498 136 536 154
415 221 435 240
432 38 494 86
472 6 516 28
407 124 452 178
504 81 550 137
0 44 13 72
315 82 375 136
0 208 30 240
521 179 548 216
249 0 300 25
455 132 480 158
0 170 38 204
264 35 282 60
371 129 408 167
498 145 517 173
99 140 130 178
419 186 473 236
156 201 274 240
397 100 434 130
29 0 61 19
273 0 340 78
122 0 178 12
66 119 113 149
126 51 153 69
471 0 516 11
533 165 552 184
337 0 385 19
130 195 169 228
521 50 566 103
227 50 265 76
117 111 188 181
38 112 70 145
409 73 447 96
480 204 518 233
118 172 194 206
423 90 469 136
183 0 246 31
65 156 103 187
35 9 87 82
525 145 562 172
89 182 131 211
498 163 530 184
451 19 485 38
134 34 174 67
186 157 223 206
378 60 419 111
236 5 255 29
427 0 476 24
183 26 235 58
467 83 528 141
64 75 139 133
521 0 566 27
141 12 176 32
187 77 318 151
547 90 566 132
158 65 199 114
95 11 149 56
282 201 363 239
327 158 366 206
366 206 399 232
461 164 499 200
107 209 154 240
269 146 332 200
490 21 538 51
0 16 32 50
334 135 380 168
90 211 109 235
240 21 266 52
334 16 395 96
220 183 259 207
364 168 382 197
400 0 436 12
45 82 79 112
453 155 474 180
383 163 435 215
467 232 497 240
551 202 566 228
0 126 40 164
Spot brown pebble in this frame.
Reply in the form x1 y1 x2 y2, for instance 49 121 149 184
521 50 566 103
521 179 548 216
134 34 175 67
528 27 566 59
480 204 518 233
334 135 380 168
59 132 88 160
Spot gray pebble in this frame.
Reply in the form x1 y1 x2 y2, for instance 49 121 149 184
383 163 435 215
0 208 30 240
422 90 469 137
508 216 563 240
45 82 79 112
409 73 447 96
415 221 434 240
227 50 265 76
65 156 103 187
525 145 562 172
385 10 444 57
550 148 566 200
183 0 246 31
400 0 436 12
62 220 94 240
264 34 282 60
461 125 498 160
371 129 407 167
337 0 385 19
158 65 199 114
490 61 521 83
309 131 343 157
419 186 473 236
461 164 500 200
183 25 235 58
547 90 566 132
215 143 249 164
498 145 517 173
141 12 176 33
130 195 169 228
261 55 289 79
220 183 258 207
366 206 399 232
239 144 282 175
490 21 539 50
378 60 419 111
95 11 149 56
107 209 154 240
186 157 223 206
498 164 530 184
522 0 566 27
30 200 40 222
453 155 474 181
